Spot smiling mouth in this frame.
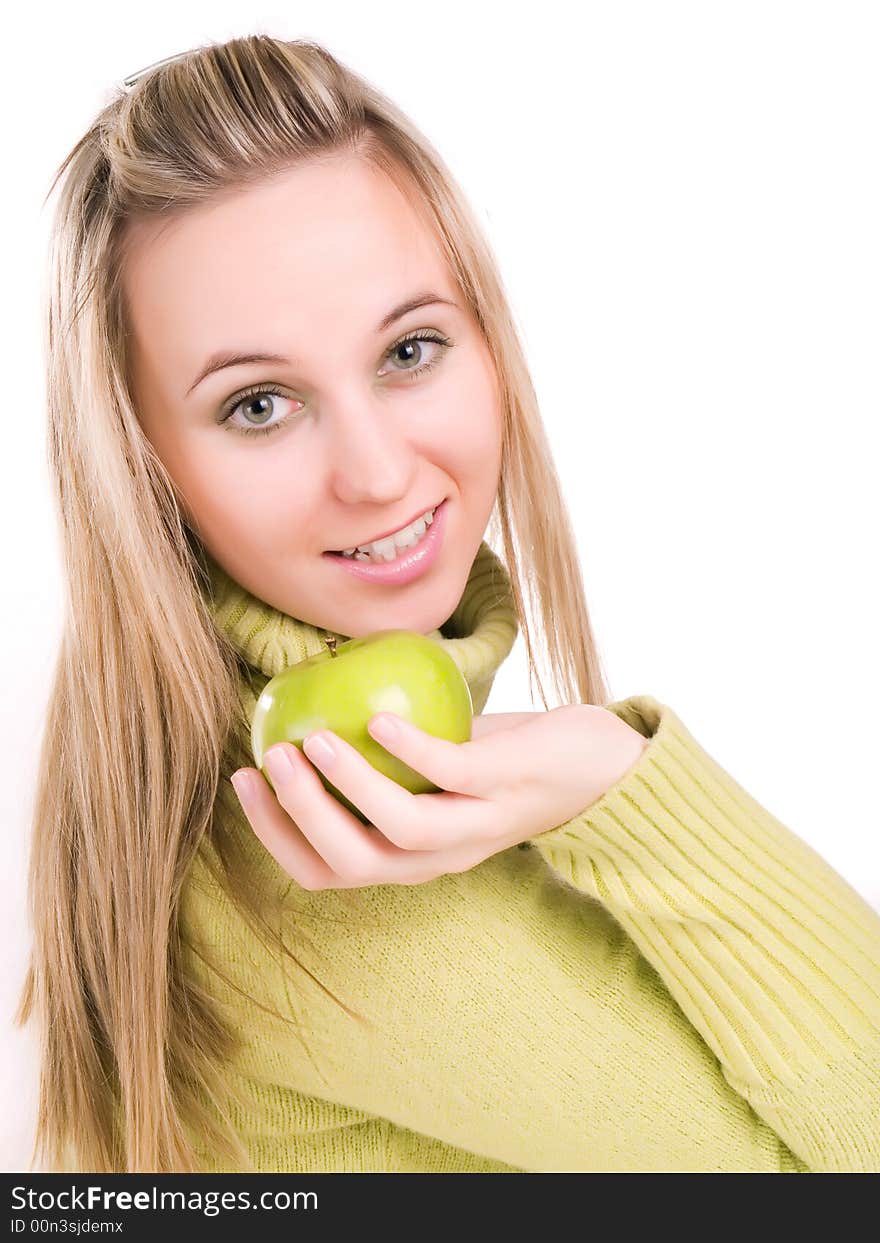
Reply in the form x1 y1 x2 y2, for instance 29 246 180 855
324 500 444 556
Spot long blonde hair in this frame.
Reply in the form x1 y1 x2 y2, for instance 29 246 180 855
15 33 612 1173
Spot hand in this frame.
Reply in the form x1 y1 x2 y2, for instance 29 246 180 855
229 705 648 891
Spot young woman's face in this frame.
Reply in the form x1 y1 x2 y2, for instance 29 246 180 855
122 156 503 637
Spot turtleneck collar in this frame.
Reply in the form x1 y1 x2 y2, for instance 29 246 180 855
200 540 519 718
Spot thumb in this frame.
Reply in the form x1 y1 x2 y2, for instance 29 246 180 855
470 711 542 740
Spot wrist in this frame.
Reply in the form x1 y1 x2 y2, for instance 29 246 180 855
582 706 650 808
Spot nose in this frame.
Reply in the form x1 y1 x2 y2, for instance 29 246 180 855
323 394 419 506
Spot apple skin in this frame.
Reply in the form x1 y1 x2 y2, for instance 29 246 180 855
250 629 474 824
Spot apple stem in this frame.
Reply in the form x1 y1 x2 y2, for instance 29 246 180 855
324 633 338 659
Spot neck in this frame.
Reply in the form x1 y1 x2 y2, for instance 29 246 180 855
201 539 520 719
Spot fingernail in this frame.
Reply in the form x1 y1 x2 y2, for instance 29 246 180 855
369 714 399 741
231 771 256 805
265 745 296 782
303 733 335 768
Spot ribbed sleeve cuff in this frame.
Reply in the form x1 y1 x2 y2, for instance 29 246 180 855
530 694 880 1171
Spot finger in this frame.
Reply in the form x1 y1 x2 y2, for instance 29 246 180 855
238 750 474 889
230 766 341 892
259 742 397 881
368 711 531 801
302 725 494 860
366 713 483 798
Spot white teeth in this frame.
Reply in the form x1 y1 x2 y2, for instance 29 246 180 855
396 515 427 548
339 506 436 562
370 534 399 561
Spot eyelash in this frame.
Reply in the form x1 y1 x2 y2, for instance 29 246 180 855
219 329 454 438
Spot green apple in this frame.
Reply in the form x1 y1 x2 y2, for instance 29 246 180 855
251 629 474 824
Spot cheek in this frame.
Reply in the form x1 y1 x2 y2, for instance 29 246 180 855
441 363 503 467
160 433 297 544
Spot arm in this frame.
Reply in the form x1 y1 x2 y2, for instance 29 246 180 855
529 695 880 1173
182 695 878 1172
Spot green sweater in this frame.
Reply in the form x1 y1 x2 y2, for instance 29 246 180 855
180 541 880 1172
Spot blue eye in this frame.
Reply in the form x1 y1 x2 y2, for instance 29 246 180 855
218 329 454 438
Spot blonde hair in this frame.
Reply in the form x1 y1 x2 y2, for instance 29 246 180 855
15 33 612 1173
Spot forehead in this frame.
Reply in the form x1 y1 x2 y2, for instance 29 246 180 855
121 157 453 386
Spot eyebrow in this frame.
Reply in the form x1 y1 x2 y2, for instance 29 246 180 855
184 291 459 398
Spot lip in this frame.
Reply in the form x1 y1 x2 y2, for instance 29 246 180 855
324 501 443 554
322 498 448 585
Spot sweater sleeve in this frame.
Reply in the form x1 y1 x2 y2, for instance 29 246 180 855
530 694 880 1173
182 695 880 1173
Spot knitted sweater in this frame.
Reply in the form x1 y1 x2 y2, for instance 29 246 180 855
179 540 880 1173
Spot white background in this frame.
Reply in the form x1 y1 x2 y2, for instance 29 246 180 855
2 0 878 1171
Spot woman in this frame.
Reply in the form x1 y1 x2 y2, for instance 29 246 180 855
17 33 880 1173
